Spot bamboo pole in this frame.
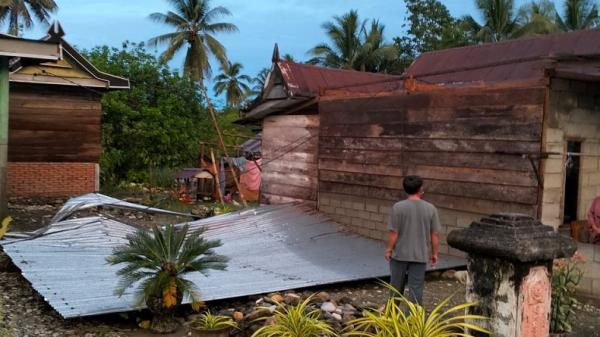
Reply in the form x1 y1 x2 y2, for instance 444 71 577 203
210 148 224 207
199 85 248 207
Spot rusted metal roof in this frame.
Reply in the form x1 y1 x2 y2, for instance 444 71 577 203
406 28 600 85
277 61 400 97
2 194 465 318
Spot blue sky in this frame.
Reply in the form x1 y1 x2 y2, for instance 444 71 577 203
13 0 529 102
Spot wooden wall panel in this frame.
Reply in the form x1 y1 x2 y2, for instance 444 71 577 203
318 86 546 217
260 115 320 205
8 84 102 162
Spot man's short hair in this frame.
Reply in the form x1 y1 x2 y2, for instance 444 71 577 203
403 175 423 195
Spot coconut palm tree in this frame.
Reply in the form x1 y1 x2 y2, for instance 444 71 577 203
213 61 253 107
0 0 57 36
308 10 397 73
250 67 269 97
107 224 228 333
148 0 238 84
356 20 398 73
461 0 520 42
514 0 560 36
307 10 365 69
555 0 600 31
282 53 297 62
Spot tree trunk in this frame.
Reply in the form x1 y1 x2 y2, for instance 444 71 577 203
146 292 182 334
150 311 179 334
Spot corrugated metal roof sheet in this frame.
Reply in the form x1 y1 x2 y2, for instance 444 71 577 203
241 133 262 153
406 28 600 85
2 195 465 318
277 61 400 97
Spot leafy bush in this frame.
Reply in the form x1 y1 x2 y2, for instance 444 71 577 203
550 251 585 333
83 42 211 183
346 283 489 337
251 296 338 337
107 224 228 333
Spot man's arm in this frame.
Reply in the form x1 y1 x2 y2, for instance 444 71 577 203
385 230 399 261
430 231 439 265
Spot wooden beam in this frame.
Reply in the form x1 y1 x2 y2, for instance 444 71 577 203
0 57 8 218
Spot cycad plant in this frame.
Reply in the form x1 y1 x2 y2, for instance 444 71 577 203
251 296 338 337
107 224 228 333
346 283 489 337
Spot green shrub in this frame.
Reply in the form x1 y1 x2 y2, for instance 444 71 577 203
251 296 338 337
346 283 489 337
550 252 585 333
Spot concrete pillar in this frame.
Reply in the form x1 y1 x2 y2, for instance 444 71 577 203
448 213 576 337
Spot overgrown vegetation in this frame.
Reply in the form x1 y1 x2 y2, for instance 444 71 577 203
550 251 585 334
347 284 489 337
251 296 338 337
107 224 228 333
83 43 252 185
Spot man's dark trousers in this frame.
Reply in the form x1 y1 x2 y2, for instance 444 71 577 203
389 259 426 305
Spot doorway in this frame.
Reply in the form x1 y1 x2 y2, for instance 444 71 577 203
563 141 582 224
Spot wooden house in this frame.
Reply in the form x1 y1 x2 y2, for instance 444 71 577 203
7 22 129 197
244 29 600 257
242 49 399 206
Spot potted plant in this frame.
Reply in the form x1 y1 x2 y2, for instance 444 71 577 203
251 296 338 337
191 311 238 337
346 282 490 337
550 251 585 336
107 224 228 333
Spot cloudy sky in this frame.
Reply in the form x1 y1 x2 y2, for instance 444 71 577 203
14 0 531 101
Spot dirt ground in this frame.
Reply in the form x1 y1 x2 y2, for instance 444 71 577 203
3 197 600 337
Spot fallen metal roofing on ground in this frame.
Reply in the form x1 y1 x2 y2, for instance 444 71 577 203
2 194 465 319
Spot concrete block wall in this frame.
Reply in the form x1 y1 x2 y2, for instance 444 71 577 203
576 242 600 297
319 192 480 258
8 162 99 197
542 79 600 228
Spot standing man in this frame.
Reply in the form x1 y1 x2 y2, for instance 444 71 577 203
385 175 441 305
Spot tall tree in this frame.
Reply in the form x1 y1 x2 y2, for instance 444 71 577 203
462 0 520 42
250 67 269 96
213 61 252 107
148 0 238 84
308 10 365 69
356 20 398 72
516 0 559 35
392 0 472 74
555 0 600 31
403 0 470 52
0 0 57 35
308 10 397 72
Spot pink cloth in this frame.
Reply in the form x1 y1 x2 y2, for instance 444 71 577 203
588 197 600 244
241 159 262 191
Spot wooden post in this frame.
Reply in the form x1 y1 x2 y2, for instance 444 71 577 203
210 149 224 207
0 57 9 219
199 84 248 207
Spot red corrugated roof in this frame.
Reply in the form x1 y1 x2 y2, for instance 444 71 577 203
277 61 400 97
406 28 600 85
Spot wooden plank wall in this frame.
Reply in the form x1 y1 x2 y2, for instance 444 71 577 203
260 115 319 205
318 86 546 217
8 84 102 162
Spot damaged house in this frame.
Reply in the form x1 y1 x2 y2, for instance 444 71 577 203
7 22 129 197
244 29 600 260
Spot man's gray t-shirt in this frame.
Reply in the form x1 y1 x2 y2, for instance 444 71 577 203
387 199 441 263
